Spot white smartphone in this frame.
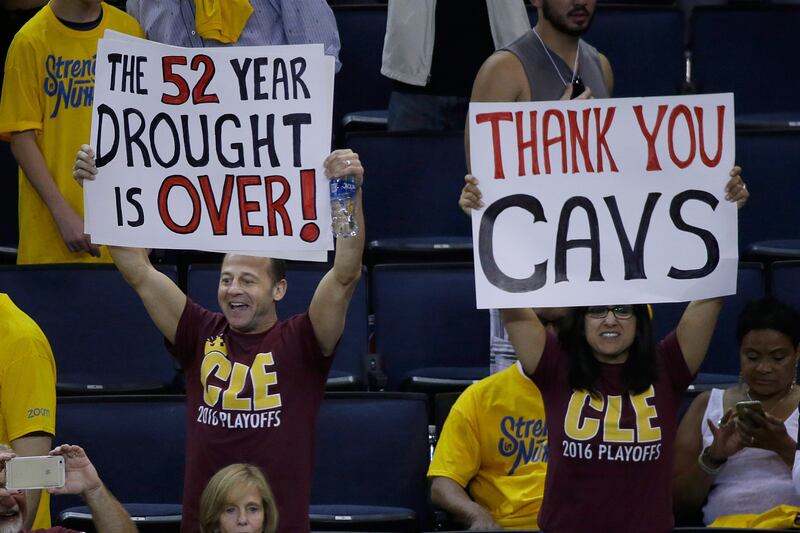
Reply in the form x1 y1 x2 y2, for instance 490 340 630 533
5 455 65 490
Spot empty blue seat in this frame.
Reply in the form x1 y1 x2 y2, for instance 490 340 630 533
691 5 800 116
186 263 368 389
736 129 800 252
0 265 179 394
346 131 470 246
651 262 765 383
527 5 685 97
53 395 186 528
332 4 392 137
770 261 800 313
372 263 489 390
311 392 429 532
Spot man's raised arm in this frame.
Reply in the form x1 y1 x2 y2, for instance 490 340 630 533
73 145 186 344
309 149 365 356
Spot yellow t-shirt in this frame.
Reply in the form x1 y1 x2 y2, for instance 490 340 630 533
0 293 57 529
428 363 548 530
0 3 143 264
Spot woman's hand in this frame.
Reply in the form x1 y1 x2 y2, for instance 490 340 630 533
706 409 745 461
458 174 483 216
735 409 795 459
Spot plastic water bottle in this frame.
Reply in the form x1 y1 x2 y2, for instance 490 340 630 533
329 176 359 238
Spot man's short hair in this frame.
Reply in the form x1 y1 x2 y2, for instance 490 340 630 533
268 258 287 283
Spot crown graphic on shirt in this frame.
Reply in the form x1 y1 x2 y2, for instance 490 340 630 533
204 336 227 353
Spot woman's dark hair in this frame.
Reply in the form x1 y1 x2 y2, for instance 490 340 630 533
736 297 800 348
559 304 658 395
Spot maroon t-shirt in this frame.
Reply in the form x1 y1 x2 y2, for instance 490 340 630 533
169 299 333 533
532 331 692 533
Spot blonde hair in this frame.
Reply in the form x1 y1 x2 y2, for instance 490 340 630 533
199 463 278 533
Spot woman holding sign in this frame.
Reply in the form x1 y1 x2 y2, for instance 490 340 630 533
459 170 749 532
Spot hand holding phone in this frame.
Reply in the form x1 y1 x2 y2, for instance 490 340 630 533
570 77 586 99
5 455 65 490
735 400 766 423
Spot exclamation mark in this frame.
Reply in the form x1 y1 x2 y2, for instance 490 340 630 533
299 169 319 242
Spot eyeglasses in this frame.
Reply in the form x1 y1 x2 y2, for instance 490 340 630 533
585 305 634 320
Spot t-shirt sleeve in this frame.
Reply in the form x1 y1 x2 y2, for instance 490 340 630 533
167 298 209 368
531 330 563 396
286 312 332 373
1 339 56 441
427 393 481 487
658 330 694 392
0 34 43 140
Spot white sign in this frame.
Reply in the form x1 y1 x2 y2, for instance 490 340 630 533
85 32 334 261
469 93 738 309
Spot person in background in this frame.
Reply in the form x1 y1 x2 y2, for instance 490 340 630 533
0 0 143 264
0 293 56 530
126 0 341 72
381 0 529 131
200 463 278 533
0 444 137 533
674 298 800 527
428 362 547 530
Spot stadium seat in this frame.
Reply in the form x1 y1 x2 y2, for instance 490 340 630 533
372 263 490 391
736 128 800 254
345 131 470 248
54 395 186 531
527 5 685 97
691 4 800 117
332 4 392 138
186 263 369 389
651 262 765 385
311 392 429 532
769 261 800 313
0 265 179 394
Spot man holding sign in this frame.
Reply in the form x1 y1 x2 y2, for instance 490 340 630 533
463 0 611 374
75 146 364 533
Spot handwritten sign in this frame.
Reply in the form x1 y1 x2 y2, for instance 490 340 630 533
469 94 738 309
85 32 334 260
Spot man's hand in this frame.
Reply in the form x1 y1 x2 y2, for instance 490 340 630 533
72 144 97 187
560 84 593 100
725 166 749 208
467 506 502 530
47 445 102 497
323 149 363 187
458 175 483 216
51 204 100 257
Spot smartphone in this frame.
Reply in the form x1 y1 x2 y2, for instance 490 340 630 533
570 77 586 99
5 455 65 490
735 400 765 419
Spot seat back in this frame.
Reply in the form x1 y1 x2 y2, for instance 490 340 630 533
691 5 800 115
332 4 392 135
736 129 800 250
0 265 178 393
770 261 800 313
311 392 430 528
651 262 765 377
372 263 489 389
52 395 187 518
346 131 469 244
186 263 368 386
